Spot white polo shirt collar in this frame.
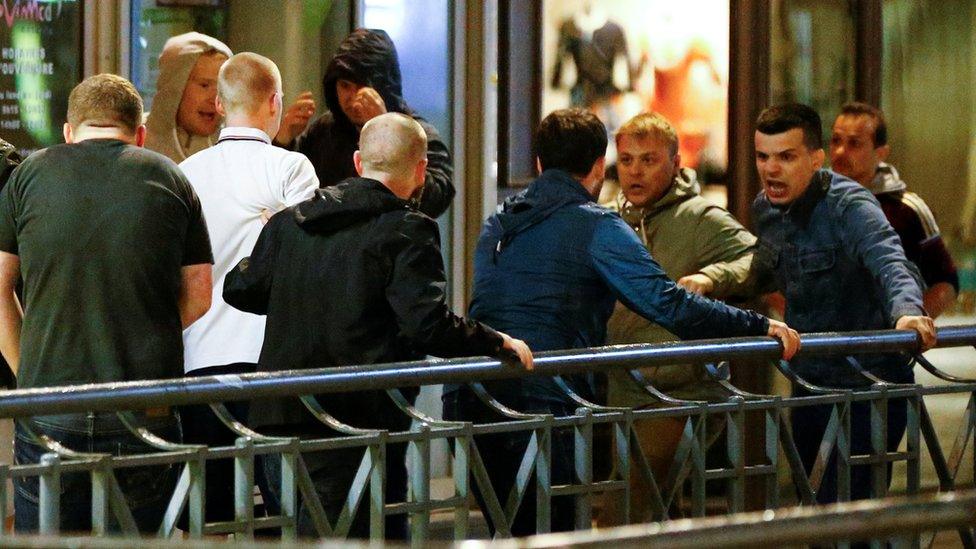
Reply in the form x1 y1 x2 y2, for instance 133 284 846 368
216 126 272 145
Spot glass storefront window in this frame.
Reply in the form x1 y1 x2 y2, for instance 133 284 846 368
769 0 855 142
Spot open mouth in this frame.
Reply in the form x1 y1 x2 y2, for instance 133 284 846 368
198 111 217 122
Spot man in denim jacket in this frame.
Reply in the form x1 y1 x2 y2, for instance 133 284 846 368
749 103 936 504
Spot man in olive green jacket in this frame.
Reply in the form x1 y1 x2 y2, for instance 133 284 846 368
601 112 758 522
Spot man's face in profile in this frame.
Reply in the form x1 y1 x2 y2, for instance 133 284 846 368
177 53 226 137
755 128 825 206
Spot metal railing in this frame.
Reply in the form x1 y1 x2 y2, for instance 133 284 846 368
1 326 975 547
483 489 976 548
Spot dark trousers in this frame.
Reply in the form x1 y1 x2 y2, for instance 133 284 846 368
257 431 409 540
443 387 577 536
791 388 909 504
177 362 255 527
14 412 180 534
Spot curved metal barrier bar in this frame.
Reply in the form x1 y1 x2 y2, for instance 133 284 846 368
1 326 971 418
1 325 974 544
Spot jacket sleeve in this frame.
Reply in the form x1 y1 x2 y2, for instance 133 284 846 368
385 214 504 358
693 205 759 299
222 212 283 315
414 120 456 218
590 214 769 339
836 193 926 322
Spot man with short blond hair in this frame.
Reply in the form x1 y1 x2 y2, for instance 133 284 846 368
0 73 213 533
601 111 759 522
178 52 319 526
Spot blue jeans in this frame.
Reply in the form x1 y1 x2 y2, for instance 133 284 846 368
14 411 181 534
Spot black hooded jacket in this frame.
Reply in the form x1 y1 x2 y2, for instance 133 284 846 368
223 177 502 428
288 29 455 219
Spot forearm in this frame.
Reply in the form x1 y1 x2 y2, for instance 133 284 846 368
698 252 755 299
0 291 21 373
923 282 957 318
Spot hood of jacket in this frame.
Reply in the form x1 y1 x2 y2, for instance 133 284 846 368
614 167 701 225
868 162 907 195
322 28 410 131
294 177 409 234
144 32 232 163
495 169 593 250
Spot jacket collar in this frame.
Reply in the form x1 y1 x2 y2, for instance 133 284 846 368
782 169 831 226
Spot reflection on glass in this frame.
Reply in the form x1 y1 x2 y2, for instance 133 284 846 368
769 0 855 141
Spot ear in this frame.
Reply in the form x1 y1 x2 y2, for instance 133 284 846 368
134 125 147 147
268 92 280 117
672 152 682 172
876 144 890 162
414 157 428 187
215 95 226 118
535 157 543 175
353 150 364 176
63 123 73 144
812 147 826 169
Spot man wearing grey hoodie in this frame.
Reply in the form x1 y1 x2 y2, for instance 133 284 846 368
830 102 958 317
144 32 233 164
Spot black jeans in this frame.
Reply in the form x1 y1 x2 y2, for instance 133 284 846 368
442 387 577 536
177 362 255 527
791 386 909 504
14 411 180 534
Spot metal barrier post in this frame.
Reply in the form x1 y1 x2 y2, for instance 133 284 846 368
37 453 61 535
233 437 255 539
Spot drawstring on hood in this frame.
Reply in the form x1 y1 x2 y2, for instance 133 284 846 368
322 29 410 131
144 32 232 163
492 169 593 258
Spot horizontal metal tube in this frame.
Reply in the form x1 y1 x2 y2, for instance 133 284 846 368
506 489 976 548
0 326 971 418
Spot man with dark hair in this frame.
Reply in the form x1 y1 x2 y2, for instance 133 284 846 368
274 28 454 218
224 112 531 540
0 74 213 533
831 102 958 317
750 102 935 504
443 108 800 535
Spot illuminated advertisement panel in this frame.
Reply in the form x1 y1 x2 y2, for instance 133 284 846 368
0 0 82 157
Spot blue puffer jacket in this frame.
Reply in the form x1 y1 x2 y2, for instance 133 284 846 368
455 169 769 405
752 169 925 388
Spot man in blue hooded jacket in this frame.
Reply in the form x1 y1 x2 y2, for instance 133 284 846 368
443 108 800 535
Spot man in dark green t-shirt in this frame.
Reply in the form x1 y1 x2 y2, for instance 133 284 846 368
0 74 214 534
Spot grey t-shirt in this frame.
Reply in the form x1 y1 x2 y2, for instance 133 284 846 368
0 139 213 389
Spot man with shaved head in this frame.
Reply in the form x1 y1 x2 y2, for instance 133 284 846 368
224 112 531 539
178 51 319 526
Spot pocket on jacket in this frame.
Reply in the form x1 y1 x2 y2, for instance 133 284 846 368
798 247 836 273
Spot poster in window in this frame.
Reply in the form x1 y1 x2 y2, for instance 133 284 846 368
542 0 730 183
0 0 83 158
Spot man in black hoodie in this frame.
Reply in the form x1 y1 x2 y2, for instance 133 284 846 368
273 28 455 218
224 112 531 539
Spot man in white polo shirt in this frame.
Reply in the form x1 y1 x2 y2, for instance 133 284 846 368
178 51 318 526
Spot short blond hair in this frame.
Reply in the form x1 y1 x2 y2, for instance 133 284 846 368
359 113 427 178
615 112 679 158
67 74 143 134
217 52 281 115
